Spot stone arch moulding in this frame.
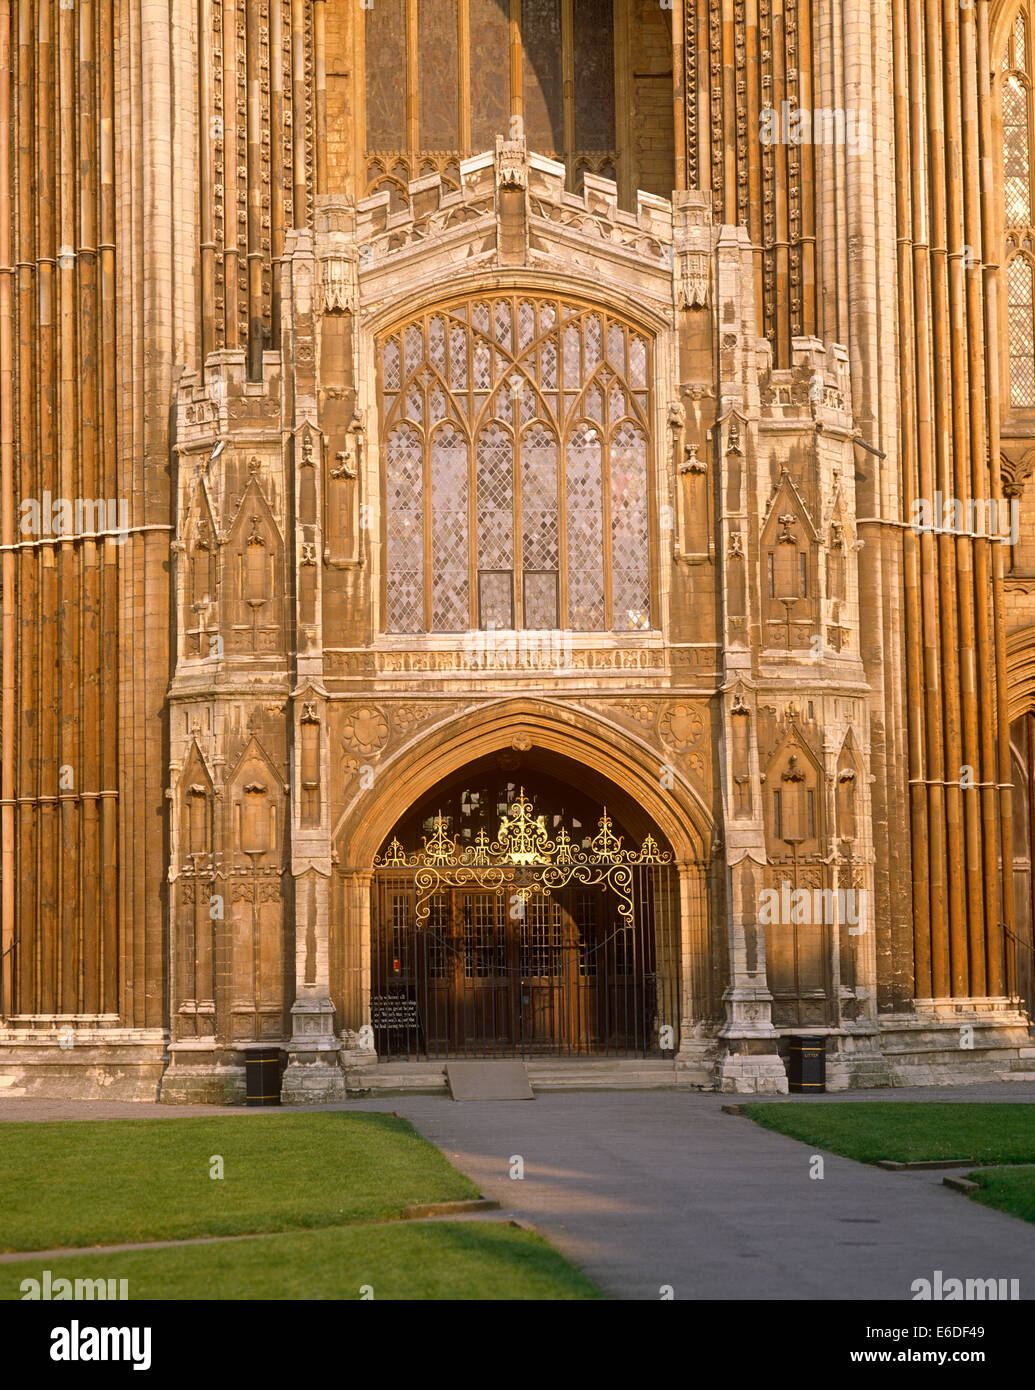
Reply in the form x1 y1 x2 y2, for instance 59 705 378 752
1007 624 1035 721
361 267 674 344
332 698 713 868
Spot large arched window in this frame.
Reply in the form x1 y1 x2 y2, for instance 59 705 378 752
378 295 653 635
1002 9 1035 407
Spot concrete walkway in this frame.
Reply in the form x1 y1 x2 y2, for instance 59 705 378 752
2 1084 1034 1300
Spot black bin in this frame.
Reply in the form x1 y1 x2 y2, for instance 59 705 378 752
787 1035 826 1093
245 1047 282 1106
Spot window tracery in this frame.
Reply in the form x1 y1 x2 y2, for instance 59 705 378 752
379 295 653 635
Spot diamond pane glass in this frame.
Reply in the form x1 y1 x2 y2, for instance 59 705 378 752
1010 257 1035 406
523 571 559 630
431 425 469 631
386 425 424 633
566 425 605 629
518 300 536 350
563 325 581 387
628 336 647 387
383 337 401 390
429 317 447 372
585 315 603 370
607 321 625 367
521 423 559 572
404 325 423 378
479 571 513 629
494 301 513 352
477 423 514 570
540 340 558 389
610 422 650 630
1003 79 1032 224
450 325 468 389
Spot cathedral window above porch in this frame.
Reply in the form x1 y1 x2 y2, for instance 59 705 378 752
378 294 654 636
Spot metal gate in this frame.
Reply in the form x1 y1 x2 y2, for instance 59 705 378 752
370 794 681 1059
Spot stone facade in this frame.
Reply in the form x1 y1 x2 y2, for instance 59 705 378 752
0 1 1032 1103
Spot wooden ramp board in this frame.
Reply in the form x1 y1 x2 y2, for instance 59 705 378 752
445 1061 535 1101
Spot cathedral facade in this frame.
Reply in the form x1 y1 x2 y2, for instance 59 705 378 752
2 0 1035 1101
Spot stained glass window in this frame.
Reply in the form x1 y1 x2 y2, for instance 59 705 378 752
1003 11 1035 407
379 295 653 633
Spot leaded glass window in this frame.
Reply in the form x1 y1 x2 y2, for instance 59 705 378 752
364 0 617 207
379 295 653 634
1002 10 1035 407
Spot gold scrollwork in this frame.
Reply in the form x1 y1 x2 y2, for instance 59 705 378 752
374 788 672 927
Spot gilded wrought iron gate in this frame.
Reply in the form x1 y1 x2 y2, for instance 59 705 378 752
370 794 681 1059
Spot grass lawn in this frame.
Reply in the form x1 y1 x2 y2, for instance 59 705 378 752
738 1102 1035 1165
966 1166 1035 1226
0 1112 480 1252
1 1221 601 1301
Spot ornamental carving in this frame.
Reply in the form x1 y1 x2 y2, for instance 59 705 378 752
658 703 707 751
341 705 390 755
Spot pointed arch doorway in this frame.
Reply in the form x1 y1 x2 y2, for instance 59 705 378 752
369 753 681 1059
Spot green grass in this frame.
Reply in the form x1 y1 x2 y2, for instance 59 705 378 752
967 1166 1035 1226
738 1103 1035 1165
0 1221 601 1301
0 1112 479 1252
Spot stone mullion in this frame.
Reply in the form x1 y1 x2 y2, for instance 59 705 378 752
796 0 816 337
312 0 326 196
760 0 776 349
943 0 986 996
199 0 216 362
132 0 175 1029
0 0 14 1015
37 0 58 1014
925 0 969 997
784 0 802 341
742 0 763 345
58 0 81 1012
977 0 1011 997
246 0 263 378
78 0 102 1014
14 0 36 1013
290 0 306 225
960 3 999 997
99 0 119 1016
269 0 285 342
910 0 950 999
891 0 929 999
771 0 791 359
673 0 687 190
221 0 239 347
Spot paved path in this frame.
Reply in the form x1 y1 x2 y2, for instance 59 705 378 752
344 1090 1035 1300
2 1084 1034 1300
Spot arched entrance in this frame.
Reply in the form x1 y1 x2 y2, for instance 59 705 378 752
368 751 681 1059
